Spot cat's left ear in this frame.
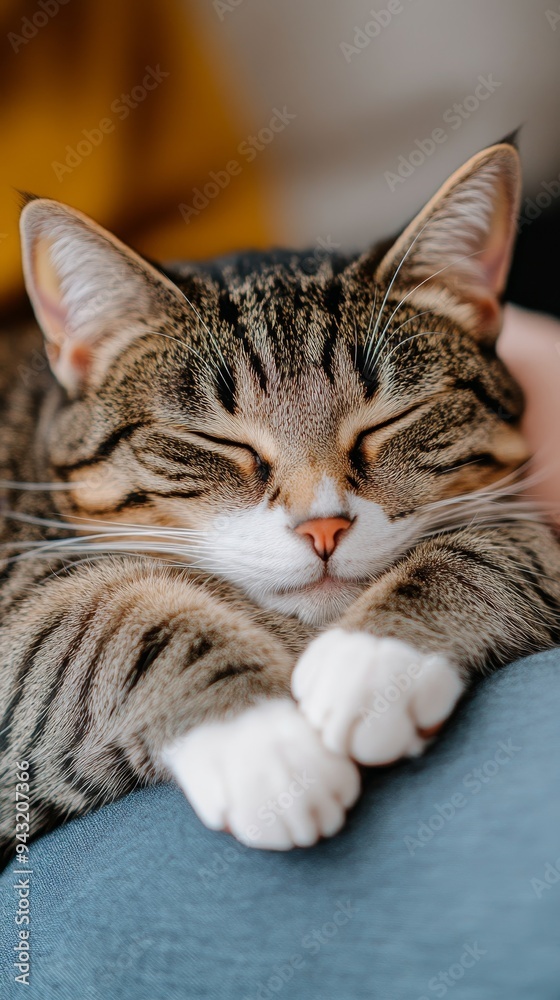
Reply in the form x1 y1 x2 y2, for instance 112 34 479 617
372 143 521 341
20 198 185 394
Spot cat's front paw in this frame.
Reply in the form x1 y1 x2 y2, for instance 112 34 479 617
292 629 464 765
162 700 360 850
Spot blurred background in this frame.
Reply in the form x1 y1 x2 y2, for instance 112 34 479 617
1 0 559 317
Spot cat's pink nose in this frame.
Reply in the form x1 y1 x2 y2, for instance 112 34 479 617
295 516 352 560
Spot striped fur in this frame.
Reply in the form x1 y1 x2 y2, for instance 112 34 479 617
1 143 559 863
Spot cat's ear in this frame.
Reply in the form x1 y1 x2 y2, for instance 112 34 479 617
20 198 184 393
373 143 521 341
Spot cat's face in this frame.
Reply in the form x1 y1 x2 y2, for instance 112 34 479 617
20 143 528 625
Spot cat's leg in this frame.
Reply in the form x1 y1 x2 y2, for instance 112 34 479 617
0 559 359 863
292 522 560 764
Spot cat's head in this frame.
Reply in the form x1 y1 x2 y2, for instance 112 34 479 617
20 143 528 625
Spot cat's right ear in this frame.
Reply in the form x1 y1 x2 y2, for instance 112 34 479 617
20 198 185 395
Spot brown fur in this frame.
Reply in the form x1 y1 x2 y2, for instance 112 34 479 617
1 143 559 866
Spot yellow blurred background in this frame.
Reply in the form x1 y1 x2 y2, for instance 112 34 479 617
0 0 271 311
2 0 560 313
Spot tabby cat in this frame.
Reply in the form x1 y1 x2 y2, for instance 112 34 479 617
1 143 559 867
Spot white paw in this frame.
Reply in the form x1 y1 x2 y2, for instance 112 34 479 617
162 700 360 850
292 629 464 765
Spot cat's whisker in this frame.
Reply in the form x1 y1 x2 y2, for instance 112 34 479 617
363 284 378 356
171 282 233 384
0 479 93 492
32 552 213 585
366 247 487 375
0 525 212 561
1 508 208 536
364 219 433 368
138 329 228 391
378 328 444 370
4 534 280 582
353 317 360 368
367 310 432 372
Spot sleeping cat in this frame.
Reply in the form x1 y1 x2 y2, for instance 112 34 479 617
1 142 559 865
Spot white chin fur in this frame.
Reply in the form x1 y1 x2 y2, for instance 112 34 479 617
259 580 366 626
195 487 420 624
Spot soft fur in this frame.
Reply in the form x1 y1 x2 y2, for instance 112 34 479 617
1 143 559 863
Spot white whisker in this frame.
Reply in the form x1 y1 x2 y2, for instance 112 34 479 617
364 219 433 368
366 247 486 375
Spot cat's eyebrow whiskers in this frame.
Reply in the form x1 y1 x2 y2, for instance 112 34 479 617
364 246 486 377
364 219 432 371
139 329 230 392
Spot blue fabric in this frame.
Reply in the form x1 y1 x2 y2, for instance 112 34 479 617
2 649 560 1000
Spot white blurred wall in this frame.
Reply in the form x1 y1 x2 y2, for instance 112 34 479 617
193 0 560 248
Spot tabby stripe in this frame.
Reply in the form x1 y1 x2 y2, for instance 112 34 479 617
23 617 92 753
151 488 203 500
417 453 501 475
208 661 260 686
214 367 237 415
515 544 560 621
0 559 18 588
453 377 511 421
82 486 203 515
59 686 135 804
446 544 501 576
52 421 144 473
321 281 344 384
218 290 240 330
59 755 113 805
321 324 339 385
0 614 66 752
131 441 203 474
124 625 171 692
36 801 75 836
182 635 214 670
105 744 143 791
236 328 268 394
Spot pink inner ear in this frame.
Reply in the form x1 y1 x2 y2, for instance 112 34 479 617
67 343 92 380
32 237 71 345
35 287 69 344
478 188 515 296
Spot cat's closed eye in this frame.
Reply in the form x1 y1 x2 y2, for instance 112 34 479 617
354 400 429 446
185 429 271 481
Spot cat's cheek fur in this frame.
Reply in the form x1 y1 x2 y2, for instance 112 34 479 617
292 630 465 764
161 699 360 850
